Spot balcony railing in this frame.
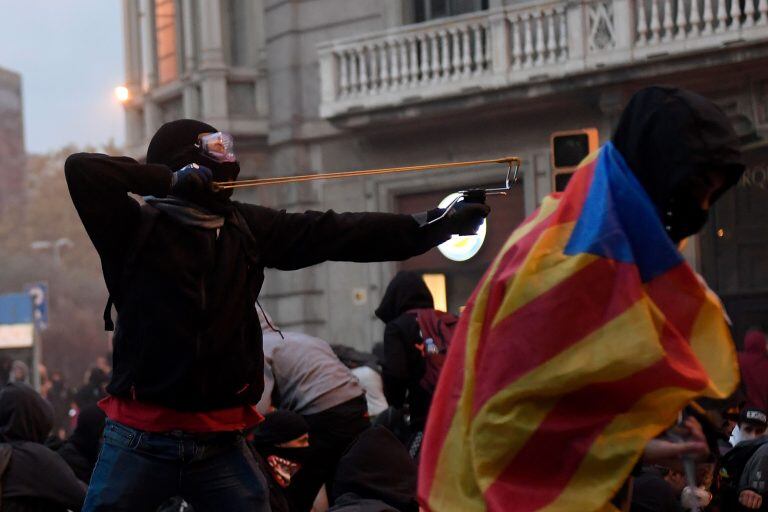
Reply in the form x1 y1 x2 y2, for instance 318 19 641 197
318 0 768 117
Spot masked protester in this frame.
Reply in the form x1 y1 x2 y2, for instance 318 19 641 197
250 410 310 512
65 118 489 512
0 383 87 511
612 86 744 244
260 309 372 512
329 426 419 512
375 271 448 458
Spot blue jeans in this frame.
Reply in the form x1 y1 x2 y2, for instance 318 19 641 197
83 420 270 512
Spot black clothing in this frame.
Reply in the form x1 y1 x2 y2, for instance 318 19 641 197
251 450 291 512
65 152 451 412
330 426 418 512
630 468 683 512
57 404 106 483
0 385 52 444
252 411 310 512
252 410 309 447
374 271 434 324
251 410 310 512
0 384 86 512
376 271 434 430
329 494 399 512
612 86 744 242
287 395 371 512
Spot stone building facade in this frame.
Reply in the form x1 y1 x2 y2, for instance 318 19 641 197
121 0 768 349
0 67 25 212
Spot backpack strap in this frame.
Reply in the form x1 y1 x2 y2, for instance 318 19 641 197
103 203 160 331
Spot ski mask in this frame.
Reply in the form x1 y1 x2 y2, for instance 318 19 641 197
612 87 744 243
252 411 310 488
146 119 241 202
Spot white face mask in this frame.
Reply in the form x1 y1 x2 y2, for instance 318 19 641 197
730 425 743 446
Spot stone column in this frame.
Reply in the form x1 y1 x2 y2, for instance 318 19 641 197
140 0 158 90
122 0 144 149
198 0 228 126
122 0 143 91
198 0 226 69
181 0 197 73
143 99 161 143
183 85 200 119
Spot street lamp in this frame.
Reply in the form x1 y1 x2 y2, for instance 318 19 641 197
115 86 129 103
30 238 74 266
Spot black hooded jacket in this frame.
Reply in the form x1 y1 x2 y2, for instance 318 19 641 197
612 86 744 241
375 271 435 429
65 146 452 411
0 384 86 512
330 426 418 512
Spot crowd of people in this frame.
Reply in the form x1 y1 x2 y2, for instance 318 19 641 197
0 85 759 511
2 296 768 511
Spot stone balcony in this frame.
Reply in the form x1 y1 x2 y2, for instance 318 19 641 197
317 0 768 118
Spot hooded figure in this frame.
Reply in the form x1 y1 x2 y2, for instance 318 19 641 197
330 426 418 512
57 404 107 483
375 271 435 432
739 330 768 411
250 410 311 512
612 86 744 243
65 117 488 512
0 383 86 512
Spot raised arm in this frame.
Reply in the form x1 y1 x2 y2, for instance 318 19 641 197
64 153 172 259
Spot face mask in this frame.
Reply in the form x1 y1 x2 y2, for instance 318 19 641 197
260 446 309 488
730 425 743 446
663 192 709 243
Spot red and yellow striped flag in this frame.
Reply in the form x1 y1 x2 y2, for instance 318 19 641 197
418 143 738 512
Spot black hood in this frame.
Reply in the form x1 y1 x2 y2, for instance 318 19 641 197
252 410 309 447
331 426 418 512
0 383 53 444
146 119 241 206
68 404 106 463
612 86 744 240
375 271 433 323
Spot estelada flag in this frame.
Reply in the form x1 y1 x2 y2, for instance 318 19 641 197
418 142 739 512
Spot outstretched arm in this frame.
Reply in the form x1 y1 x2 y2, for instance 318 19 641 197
238 202 487 270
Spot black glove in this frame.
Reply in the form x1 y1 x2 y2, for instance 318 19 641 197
445 201 490 235
171 163 212 197
413 196 490 236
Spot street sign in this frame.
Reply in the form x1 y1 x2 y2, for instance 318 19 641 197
0 293 34 349
23 282 48 330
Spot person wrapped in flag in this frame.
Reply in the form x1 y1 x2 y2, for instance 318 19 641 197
418 86 746 512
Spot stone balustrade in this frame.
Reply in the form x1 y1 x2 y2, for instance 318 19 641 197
318 0 768 118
